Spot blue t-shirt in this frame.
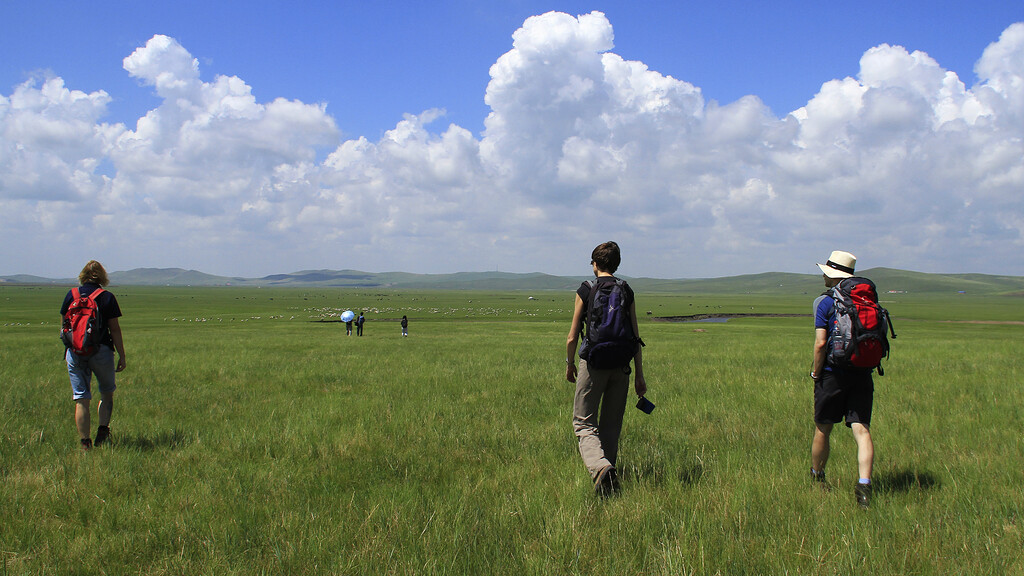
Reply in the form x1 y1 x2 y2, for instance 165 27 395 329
814 294 834 330
814 294 835 371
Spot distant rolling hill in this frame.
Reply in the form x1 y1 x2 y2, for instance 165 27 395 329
2 267 1022 295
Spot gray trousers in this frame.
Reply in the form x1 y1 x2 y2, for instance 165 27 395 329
572 360 630 480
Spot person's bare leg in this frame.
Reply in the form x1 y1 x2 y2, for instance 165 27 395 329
75 399 91 448
97 393 113 427
851 423 874 480
811 422 833 475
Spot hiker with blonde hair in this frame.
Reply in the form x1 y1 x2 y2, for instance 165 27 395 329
60 261 126 450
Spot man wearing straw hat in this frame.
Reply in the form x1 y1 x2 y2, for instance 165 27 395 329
809 250 875 509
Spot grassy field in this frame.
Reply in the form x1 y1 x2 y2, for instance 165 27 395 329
1 285 1022 575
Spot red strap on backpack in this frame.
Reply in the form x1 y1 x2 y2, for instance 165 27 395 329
71 287 105 304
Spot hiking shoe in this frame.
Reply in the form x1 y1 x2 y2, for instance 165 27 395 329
594 465 618 498
94 425 110 447
855 483 872 509
811 470 832 490
80 438 93 451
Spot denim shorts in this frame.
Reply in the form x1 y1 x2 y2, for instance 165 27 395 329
67 345 117 401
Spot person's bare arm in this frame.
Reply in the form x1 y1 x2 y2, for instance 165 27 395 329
629 301 646 397
811 327 827 380
108 317 126 372
566 295 585 383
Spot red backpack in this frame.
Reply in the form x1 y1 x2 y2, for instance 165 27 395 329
60 287 105 356
826 277 896 375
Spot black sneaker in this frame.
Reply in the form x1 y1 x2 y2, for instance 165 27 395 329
80 438 93 451
855 483 872 509
94 426 110 447
594 465 618 498
811 470 831 491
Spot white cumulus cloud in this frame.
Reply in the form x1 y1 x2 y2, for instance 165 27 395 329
1 16 1023 278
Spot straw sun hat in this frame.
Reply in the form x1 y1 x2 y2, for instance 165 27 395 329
817 250 857 279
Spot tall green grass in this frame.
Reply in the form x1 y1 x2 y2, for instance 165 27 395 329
1 286 1021 574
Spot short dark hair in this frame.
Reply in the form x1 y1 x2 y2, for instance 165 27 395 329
591 241 621 274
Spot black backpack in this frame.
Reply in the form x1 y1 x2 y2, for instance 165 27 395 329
826 277 897 375
579 278 640 369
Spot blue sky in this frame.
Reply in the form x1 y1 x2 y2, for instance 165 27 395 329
5 1 1016 137
1 1 1023 278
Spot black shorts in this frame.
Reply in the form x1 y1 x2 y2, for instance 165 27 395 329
814 369 874 427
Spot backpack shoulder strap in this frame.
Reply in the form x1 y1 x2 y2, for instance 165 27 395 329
71 287 82 301
584 279 597 306
614 278 633 306
87 287 105 301
829 282 849 302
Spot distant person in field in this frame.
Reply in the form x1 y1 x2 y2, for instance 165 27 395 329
565 241 646 497
357 312 365 336
810 250 875 508
60 261 126 451
401 315 408 337
346 317 353 336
